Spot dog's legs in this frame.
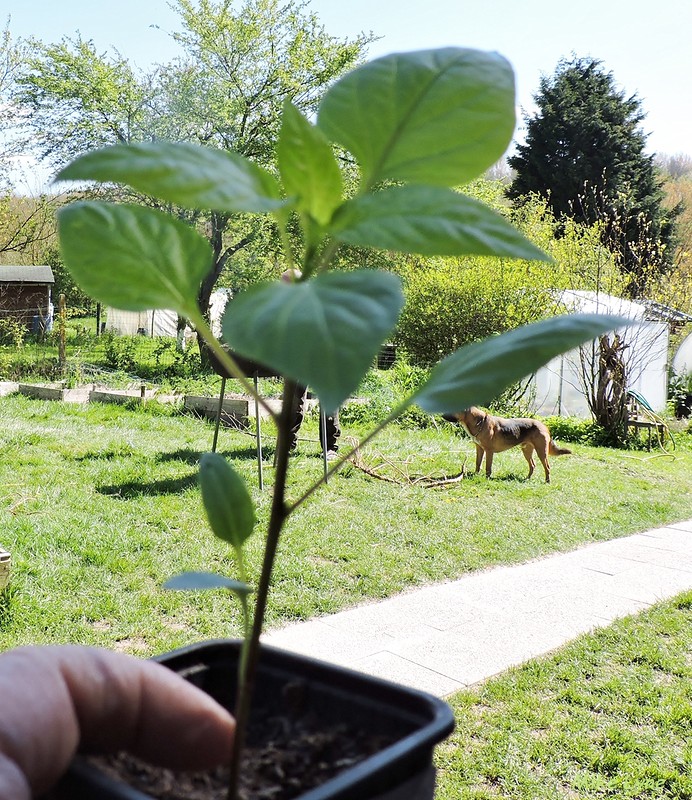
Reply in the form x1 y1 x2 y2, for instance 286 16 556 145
533 441 551 483
540 457 550 483
474 444 484 474
520 443 536 480
484 449 494 478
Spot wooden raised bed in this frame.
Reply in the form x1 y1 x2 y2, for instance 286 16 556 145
89 387 157 405
0 548 10 590
18 383 90 403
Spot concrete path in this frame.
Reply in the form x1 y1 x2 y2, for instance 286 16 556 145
263 519 692 697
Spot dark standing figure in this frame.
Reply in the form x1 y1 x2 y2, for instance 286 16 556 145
288 382 341 457
281 269 341 459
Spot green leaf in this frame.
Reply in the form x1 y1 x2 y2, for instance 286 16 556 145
199 453 256 550
331 185 550 260
164 571 253 596
57 201 212 318
56 142 285 213
278 101 343 226
222 271 404 413
317 48 515 189
414 314 626 413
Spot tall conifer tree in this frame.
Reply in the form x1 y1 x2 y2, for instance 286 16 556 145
508 56 678 297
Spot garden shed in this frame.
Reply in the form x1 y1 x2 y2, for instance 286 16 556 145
104 288 233 338
533 290 670 417
0 264 55 332
105 307 179 337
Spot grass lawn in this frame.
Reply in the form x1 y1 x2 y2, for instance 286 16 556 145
0 393 690 657
436 589 692 799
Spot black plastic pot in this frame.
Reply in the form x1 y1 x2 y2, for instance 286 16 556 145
51 640 455 800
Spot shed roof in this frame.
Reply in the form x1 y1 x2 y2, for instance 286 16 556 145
642 299 692 325
0 265 55 284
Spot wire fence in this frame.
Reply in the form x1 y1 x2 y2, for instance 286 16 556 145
0 324 210 388
0 303 398 399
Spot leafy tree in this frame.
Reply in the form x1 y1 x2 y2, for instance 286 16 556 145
508 56 679 298
14 37 148 162
394 181 621 366
43 245 94 312
0 19 28 176
654 162 692 313
12 0 373 318
0 192 60 263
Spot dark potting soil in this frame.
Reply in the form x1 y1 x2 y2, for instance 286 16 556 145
87 701 396 800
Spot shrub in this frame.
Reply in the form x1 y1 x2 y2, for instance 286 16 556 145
65 323 97 347
394 260 549 366
669 369 692 399
0 353 61 381
102 332 138 372
336 357 440 429
393 183 622 368
542 415 603 443
340 358 534 431
541 415 637 447
0 318 26 349
150 337 200 378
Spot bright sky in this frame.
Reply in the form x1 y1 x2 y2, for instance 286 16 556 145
5 0 692 158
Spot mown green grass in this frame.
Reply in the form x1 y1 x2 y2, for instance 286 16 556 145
436 590 692 799
0 393 690 657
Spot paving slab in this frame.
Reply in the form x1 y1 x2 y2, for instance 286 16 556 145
663 520 692 533
263 520 692 697
348 650 467 696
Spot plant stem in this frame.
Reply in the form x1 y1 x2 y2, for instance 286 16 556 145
226 379 295 800
236 555 251 707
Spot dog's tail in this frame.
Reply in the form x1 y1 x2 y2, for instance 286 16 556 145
549 440 572 456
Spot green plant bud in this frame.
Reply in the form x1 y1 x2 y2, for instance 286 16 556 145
199 452 256 549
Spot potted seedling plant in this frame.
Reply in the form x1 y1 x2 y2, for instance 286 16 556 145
53 46 620 800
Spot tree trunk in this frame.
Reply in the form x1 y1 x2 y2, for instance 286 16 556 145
588 333 629 444
196 212 254 370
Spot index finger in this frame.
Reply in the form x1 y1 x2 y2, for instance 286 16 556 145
0 645 235 798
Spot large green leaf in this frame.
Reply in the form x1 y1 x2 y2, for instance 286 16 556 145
331 185 550 260
199 453 256 550
317 48 515 189
57 201 212 317
164 571 252 596
222 271 404 413
414 314 625 413
278 101 343 226
56 142 285 213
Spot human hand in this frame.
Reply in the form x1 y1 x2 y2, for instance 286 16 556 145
0 645 235 799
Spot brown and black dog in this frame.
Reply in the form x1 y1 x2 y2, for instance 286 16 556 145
443 406 571 483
